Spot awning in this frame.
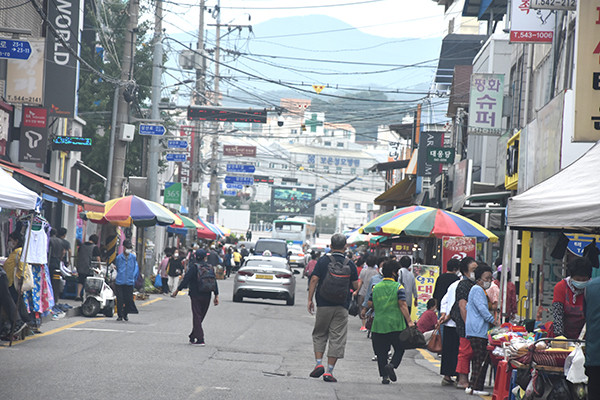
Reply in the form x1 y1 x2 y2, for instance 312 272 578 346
435 34 488 85
0 161 104 212
463 0 507 20
374 178 416 207
507 140 600 232
369 159 410 172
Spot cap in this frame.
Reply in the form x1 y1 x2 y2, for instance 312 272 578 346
123 239 133 249
196 249 207 260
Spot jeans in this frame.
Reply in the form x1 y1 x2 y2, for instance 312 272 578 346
190 296 211 342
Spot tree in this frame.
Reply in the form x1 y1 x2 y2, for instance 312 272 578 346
77 0 155 200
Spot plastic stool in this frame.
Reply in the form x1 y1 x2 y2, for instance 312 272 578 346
492 360 511 400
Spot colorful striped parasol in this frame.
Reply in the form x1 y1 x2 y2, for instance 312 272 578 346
359 205 498 243
86 195 181 227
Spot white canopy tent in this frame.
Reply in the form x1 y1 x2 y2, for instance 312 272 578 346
0 167 39 211
507 140 600 231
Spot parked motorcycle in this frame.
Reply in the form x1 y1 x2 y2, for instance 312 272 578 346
81 262 115 318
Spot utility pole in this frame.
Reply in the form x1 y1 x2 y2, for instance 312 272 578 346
207 1 221 222
109 0 140 199
190 0 206 219
143 0 163 276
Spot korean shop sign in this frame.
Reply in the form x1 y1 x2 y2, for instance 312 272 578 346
426 147 455 164
573 1 600 142
510 0 555 43
468 74 504 136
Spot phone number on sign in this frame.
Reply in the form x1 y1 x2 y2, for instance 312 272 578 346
511 31 553 42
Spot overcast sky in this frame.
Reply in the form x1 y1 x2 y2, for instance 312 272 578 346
163 0 446 39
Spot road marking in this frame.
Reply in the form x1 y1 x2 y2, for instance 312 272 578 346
1 319 103 348
68 327 136 333
141 297 163 307
417 348 492 400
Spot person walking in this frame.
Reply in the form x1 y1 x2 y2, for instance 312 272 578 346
158 248 172 294
308 233 359 383
167 249 184 293
398 256 418 313
233 247 242 271
432 258 460 308
172 249 219 346
206 245 221 267
439 275 461 386
224 247 234 278
465 264 498 396
354 255 379 332
114 240 139 321
367 260 413 384
75 234 100 301
48 229 64 305
450 256 479 389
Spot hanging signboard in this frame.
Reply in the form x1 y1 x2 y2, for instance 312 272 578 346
19 107 48 163
468 73 505 136
5 38 44 105
573 0 600 141
530 0 575 11
164 182 182 204
510 0 555 43
223 145 256 157
416 131 443 178
426 147 455 163
441 236 477 273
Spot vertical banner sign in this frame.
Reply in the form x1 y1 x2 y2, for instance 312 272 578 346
410 264 439 320
45 0 82 116
179 125 194 185
468 74 505 135
441 236 477 273
510 0 555 43
5 38 45 105
164 182 182 205
573 1 600 142
416 131 443 178
0 109 9 156
19 107 48 162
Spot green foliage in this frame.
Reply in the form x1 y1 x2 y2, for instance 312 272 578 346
77 0 155 199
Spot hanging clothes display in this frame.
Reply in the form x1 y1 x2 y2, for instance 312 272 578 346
21 219 49 265
24 264 54 314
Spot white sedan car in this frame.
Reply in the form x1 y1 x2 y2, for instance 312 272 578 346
233 255 298 305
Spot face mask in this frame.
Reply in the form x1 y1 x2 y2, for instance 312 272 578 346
7 240 14 249
174 253 179 258
571 279 589 290
124 249 131 255
482 281 492 290
469 272 475 281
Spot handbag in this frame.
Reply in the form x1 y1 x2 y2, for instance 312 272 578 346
15 249 34 293
426 327 442 353
154 274 162 288
348 296 359 316
399 325 427 349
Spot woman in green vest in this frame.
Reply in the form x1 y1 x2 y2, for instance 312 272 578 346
367 260 414 384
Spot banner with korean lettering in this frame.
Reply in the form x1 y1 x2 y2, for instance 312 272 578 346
468 74 504 136
441 236 476 273
19 107 48 163
573 1 600 141
5 38 45 105
410 264 439 321
510 0 555 43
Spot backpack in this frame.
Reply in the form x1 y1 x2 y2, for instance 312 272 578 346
319 255 352 305
196 263 217 293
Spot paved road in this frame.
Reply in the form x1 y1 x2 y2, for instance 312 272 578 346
0 275 486 400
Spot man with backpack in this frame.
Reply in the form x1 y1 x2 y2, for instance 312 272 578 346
172 249 219 346
307 233 359 383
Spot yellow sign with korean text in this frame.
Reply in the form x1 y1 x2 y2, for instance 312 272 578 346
410 264 439 321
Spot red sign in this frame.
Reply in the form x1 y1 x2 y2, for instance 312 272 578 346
441 236 476 273
22 107 47 128
223 145 256 157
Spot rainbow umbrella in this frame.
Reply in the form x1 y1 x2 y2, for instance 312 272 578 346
86 195 179 227
196 217 221 240
214 224 231 237
360 205 498 243
172 213 202 229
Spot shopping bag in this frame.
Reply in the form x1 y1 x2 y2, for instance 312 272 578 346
426 327 442 353
348 296 359 316
154 274 162 289
398 325 427 349
565 345 588 384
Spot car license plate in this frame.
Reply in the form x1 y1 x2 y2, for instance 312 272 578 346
255 274 273 280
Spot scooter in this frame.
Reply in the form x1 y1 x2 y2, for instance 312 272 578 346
81 262 116 318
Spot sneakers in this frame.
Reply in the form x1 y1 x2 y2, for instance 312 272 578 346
13 321 27 335
309 365 325 378
116 317 123 321
123 316 128 321
384 363 397 382
472 390 490 396
322 373 337 382
360 326 367 332
465 387 473 395
382 377 390 384
441 377 455 386
371 355 378 361
189 339 206 346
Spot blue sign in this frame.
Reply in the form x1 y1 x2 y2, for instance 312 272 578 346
139 124 166 136
167 140 188 149
166 153 187 162
0 39 32 60
226 164 255 173
310 155 361 167
224 175 254 185
223 190 237 196
226 184 243 190
566 234 600 257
